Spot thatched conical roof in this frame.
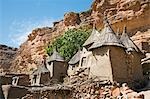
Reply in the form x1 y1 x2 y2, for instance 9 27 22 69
48 50 65 62
120 27 141 52
89 19 124 50
32 65 49 75
69 50 82 65
83 27 100 47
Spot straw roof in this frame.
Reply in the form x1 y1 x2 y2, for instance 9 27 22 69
89 20 124 50
68 50 82 65
48 50 65 62
120 27 141 52
32 65 49 75
83 27 100 47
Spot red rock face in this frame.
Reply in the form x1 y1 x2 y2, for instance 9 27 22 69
91 0 150 31
10 0 150 73
131 30 150 53
64 12 81 26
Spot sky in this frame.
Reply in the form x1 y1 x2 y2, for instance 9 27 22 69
0 0 92 48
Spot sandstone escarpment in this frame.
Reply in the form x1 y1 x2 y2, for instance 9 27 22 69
0 45 17 72
11 0 150 73
91 0 150 32
131 29 150 53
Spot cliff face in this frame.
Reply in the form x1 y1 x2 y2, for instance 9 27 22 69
10 0 150 73
131 29 150 53
0 45 17 73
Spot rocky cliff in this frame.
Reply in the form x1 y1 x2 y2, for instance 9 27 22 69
0 45 17 73
10 0 150 73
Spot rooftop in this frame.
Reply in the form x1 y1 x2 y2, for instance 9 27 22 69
120 27 141 52
69 50 82 65
83 27 100 47
89 19 124 50
48 50 65 62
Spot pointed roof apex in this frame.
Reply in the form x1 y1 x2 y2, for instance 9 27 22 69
48 50 65 62
83 25 100 47
89 19 124 50
116 28 121 40
120 26 140 52
69 49 82 65
103 16 116 35
103 16 110 27
32 64 49 75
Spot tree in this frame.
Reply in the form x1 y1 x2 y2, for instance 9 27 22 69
46 28 91 61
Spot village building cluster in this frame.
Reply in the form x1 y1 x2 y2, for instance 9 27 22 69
68 19 144 87
0 18 149 99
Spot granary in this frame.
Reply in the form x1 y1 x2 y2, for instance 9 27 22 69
88 19 128 83
68 49 82 76
47 50 68 82
120 27 144 85
31 60 50 86
78 27 100 68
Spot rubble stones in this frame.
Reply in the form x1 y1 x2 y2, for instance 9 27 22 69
65 68 145 99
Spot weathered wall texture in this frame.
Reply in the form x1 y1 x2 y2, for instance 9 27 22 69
52 62 68 82
90 47 113 81
109 46 128 83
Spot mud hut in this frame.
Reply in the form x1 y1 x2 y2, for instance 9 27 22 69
68 49 82 76
78 47 94 68
0 73 29 86
31 63 50 86
120 27 144 85
78 27 100 68
88 19 129 83
47 50 68 82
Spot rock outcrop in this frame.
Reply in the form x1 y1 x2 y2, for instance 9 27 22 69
0 45 17 72
131 29 150 53
10 0 150 73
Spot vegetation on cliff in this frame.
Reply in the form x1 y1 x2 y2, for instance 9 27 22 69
46 28 91 61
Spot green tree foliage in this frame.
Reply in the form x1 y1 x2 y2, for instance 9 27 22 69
46 28 91 61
